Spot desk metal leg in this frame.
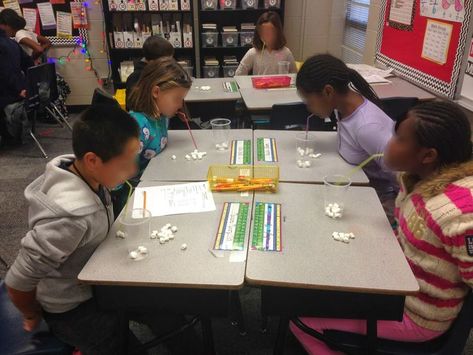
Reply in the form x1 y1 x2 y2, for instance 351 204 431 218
261 315 269 333
366 317 378 355
230 290 247 336
274 316 289 355
119 311 129 355
201 316 216 355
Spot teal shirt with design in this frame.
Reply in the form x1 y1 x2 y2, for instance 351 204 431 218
129 111 169 178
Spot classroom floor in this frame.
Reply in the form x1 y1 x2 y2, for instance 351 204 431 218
0 115 472 355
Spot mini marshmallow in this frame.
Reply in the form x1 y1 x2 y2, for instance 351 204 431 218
137 246 148 254
165 223 172 229
171 226 178 233
193 149 198 153
169 234 175 240
116 230 126 239
304 161 311 168
171 155 177 160
129 251 138 259
185 155 191 160
159 238 166 244
348 233 355 239
181 243 187 250
221 142 228 148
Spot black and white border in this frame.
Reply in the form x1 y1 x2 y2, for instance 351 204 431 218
45 0 89 47
375 0 473 99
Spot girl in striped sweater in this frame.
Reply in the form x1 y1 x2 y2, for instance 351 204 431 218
290 101 473 354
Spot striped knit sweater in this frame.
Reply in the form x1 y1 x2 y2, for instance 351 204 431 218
394 161 473 332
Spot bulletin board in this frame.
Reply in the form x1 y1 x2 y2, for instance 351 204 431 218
0 0 88 46
375 0 473 99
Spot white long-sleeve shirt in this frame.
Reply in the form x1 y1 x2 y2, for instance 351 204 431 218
235 46 297 76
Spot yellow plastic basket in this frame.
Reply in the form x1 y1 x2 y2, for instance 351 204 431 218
207 165 279 192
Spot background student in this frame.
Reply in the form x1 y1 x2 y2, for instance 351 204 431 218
235 11 297 76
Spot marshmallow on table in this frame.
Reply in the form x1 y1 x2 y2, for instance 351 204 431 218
216 142 229 150
171 155 177 160
180 243 187 251
152 223 178 243
325 203 342 219
332 232 356 243
186 150 207 161
116 230 126 239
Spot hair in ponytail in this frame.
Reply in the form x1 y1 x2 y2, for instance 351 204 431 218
296 54 381 108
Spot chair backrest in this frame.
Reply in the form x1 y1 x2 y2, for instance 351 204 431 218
270 103 337 131
437 291 473 354
26 63 58 109
381 97 419 122
91 87 120 107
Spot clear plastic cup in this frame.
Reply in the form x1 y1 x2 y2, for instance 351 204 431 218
278 61 290 74
323 175 351 219
295 133 316 168
119 208 151 261
211 118 231 150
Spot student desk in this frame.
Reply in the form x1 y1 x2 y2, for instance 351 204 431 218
184 78 241 126
140 129 253 182
234 74 435 111
185 78 241 102
78 181 253 354
246 183 419 354
254 130 369 185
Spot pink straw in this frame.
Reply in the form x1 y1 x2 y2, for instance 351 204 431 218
178 111 198 150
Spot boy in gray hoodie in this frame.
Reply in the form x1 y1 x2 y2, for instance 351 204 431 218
4 104 141 353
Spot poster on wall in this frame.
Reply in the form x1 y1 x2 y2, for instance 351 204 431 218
460 38 473 100
420 0 465 23
22 7 37 31
389 0 415 30
421 19 453 64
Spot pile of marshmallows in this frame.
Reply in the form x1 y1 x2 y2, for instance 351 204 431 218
170 149 207 161
332 232 355 243
296 146 321 168
215 142 229 151
151 223 188 251
325 203 342 219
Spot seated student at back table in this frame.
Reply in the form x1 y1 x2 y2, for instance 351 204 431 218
125 35 175 110
296 54 398 224
291 101 473 355
0 26 33 145
112 57 192 216
235 11 297 76
0 9 51 62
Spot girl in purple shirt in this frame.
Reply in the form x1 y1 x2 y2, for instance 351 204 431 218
296 54 398 224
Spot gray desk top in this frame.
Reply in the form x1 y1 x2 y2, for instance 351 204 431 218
140 129 253 182
254 130 369 185
185 78 241 102
246 183 419 295
235 75 435 110
78 181 252 289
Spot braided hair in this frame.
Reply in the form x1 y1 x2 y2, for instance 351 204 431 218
296 54 381 108
398 101 472 167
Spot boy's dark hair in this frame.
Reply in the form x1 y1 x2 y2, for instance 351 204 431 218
0 9 26 31
396 101 472 167
253 11 286 51
143 35 175 61
73 104 139 162
296 54 381 108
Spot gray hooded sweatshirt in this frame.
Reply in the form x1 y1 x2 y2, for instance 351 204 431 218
5 154 113 313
